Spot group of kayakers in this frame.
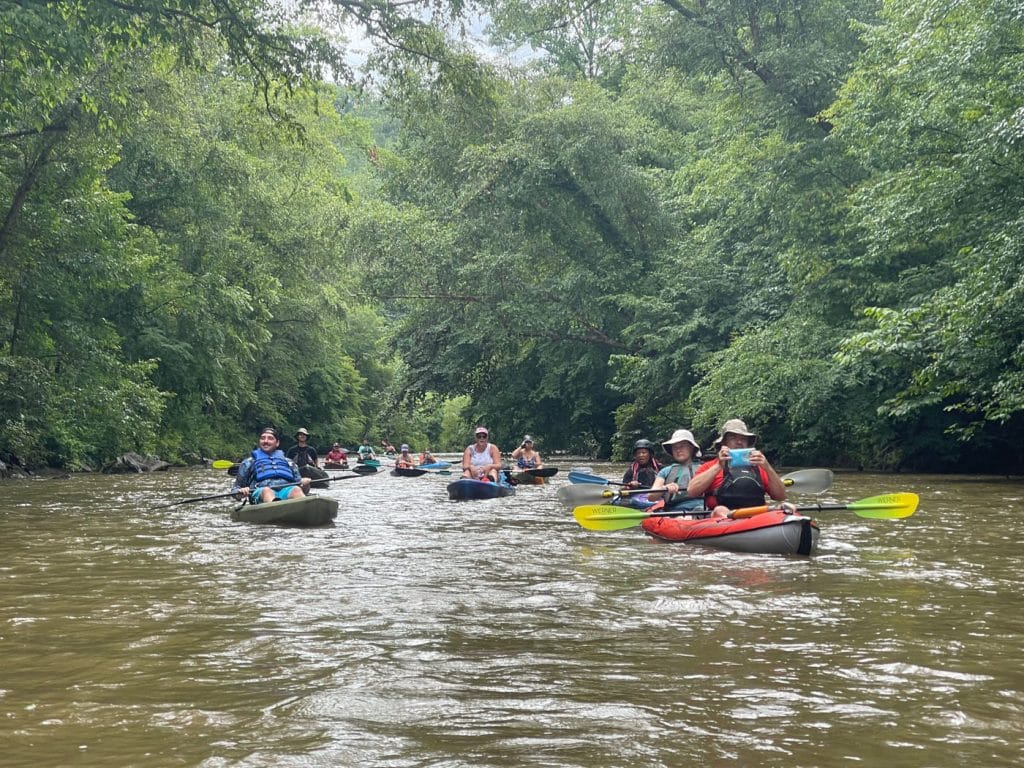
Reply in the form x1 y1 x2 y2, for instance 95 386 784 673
460 427 546 482
230 418 786 512
623 418 791 517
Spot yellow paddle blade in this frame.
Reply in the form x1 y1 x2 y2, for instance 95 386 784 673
572 504 654 531
211 459 236 469
847 492 918 518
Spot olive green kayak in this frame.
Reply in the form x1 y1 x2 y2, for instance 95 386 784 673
230 495 338 526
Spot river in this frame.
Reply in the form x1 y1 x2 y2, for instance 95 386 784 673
1 462 1023 766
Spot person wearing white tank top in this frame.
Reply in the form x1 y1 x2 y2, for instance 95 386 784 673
462 426 502 482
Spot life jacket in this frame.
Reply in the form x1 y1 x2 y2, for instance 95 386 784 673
626 459 660 487
250 449 296 487
714 465 767 509
397 453 415 468
662 462 704 511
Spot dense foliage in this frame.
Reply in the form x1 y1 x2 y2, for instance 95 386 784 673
2 0 1021 472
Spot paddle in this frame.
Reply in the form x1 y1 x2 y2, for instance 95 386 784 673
157 471 377 508
558 468 833 507
567 470 617 485
219 461 378 477
573 492 919 531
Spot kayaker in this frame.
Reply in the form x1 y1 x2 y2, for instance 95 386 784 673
396 444 416 468
462 427 502 482
687 418 789 516
324 443 348 466
381 438 396 454
419 449 437 465
357 439 377 463
286 428 319 468
649 429 705 512
622 439 661 489
232 426 310 504
511 435 543 469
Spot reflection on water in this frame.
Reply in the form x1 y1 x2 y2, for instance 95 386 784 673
2 464 1023 766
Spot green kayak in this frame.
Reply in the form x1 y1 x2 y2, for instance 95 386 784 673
231 495 338 526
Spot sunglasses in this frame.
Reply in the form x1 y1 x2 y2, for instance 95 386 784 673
475 433 488 438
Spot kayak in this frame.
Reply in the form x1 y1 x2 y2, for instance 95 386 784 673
447 477 516 500
641 510 819 555
508 470 545 485
356 458 381 468
298 465 329 493
507 467 558 485
323 461 349 470
231 495 338 526
419 461 451 470
391 467 427 477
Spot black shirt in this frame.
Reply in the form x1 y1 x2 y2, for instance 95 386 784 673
286 444 318 468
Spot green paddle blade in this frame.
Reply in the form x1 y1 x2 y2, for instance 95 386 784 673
573 504 654 531
844 492 918 518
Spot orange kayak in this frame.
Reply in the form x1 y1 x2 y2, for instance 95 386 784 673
641 510 819 555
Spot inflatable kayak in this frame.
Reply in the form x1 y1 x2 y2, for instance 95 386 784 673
641 510 819 555
447 477 516 500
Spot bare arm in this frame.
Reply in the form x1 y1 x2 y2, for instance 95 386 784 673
749 450 787 501
687 455 724 497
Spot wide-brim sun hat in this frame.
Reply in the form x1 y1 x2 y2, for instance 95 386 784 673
662 429 700 453
713 418 757 446
295 428 310 437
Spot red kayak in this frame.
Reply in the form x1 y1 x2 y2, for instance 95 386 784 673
641 510 819 555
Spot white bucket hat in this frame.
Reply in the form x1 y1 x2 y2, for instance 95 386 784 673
713 418 757 446
662 429 700 453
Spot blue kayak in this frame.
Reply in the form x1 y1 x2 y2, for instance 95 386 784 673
447 478 516 500
419 461 451 470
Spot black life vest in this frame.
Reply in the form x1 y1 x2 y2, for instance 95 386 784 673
715 465 766 509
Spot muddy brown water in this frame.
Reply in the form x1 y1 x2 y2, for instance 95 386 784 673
2 463 1022 766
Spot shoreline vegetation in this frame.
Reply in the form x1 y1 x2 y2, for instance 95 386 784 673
2 2 1022 475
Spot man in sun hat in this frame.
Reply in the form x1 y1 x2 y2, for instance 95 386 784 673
462 426 502 482
286 427 319 469
687 418 788 515
231 426 309 504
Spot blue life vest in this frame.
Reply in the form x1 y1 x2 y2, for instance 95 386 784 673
250 449 297 487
